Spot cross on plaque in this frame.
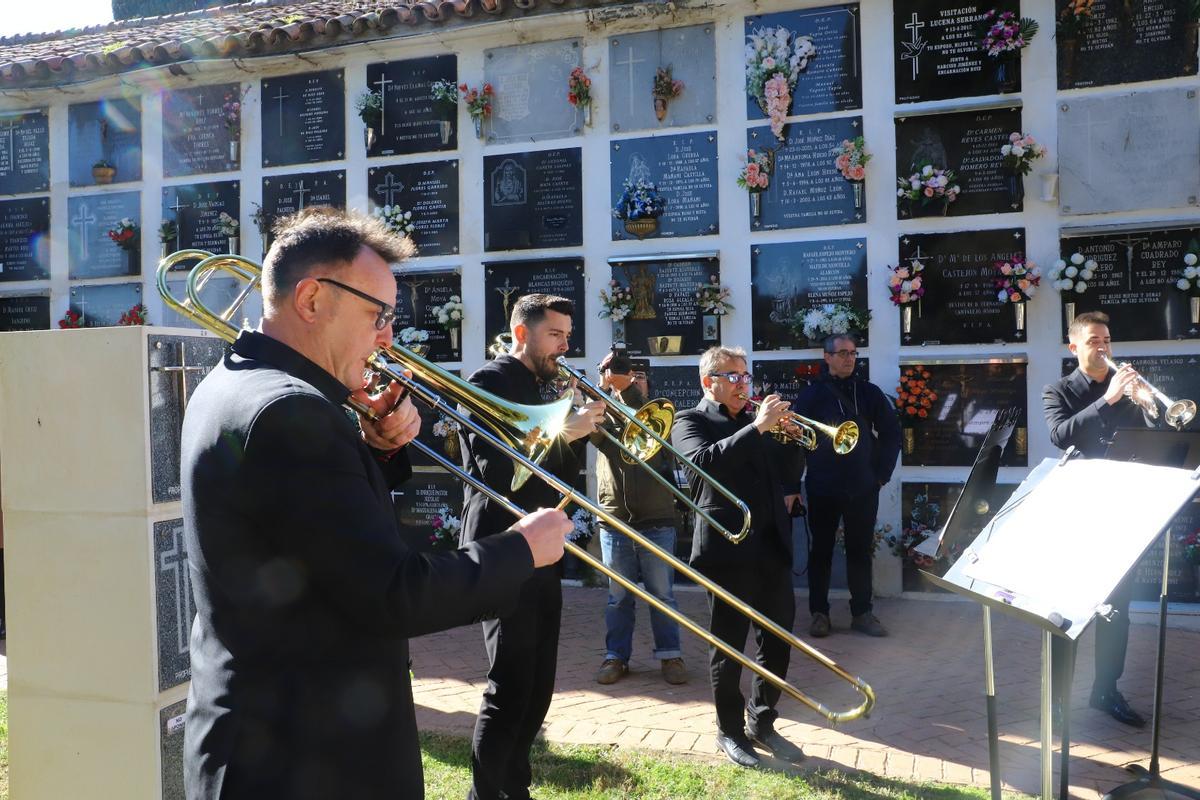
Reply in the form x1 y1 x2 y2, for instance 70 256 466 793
900 13 927 81
494 276 520 325
1110 233 1150 291
908 244 927 265
152 341 210 412
400 275 430 321
292 180 310 210
373 72 393 132
271 85 290 137
71 202 97 261
158 526 193 655
168 195 190 217
374 173 404 206
614 46 646 116
0 117 16 168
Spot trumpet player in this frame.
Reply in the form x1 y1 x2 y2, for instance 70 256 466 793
1043 311 1159 728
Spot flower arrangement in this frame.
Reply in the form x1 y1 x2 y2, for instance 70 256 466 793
459 82 494 123
1050 252 1097 294
430 295 464 330
429 506 462 550
888 259 926 306
354 89 384 128
598 281 634 321
118 303 148 326
1176 250 1200 296
793 362 822 382
795 303 870 341
886 491 942 567
1183 530 1200 565
737 148 773 192
994 256 1041 303
569 508 598 543
432 415 462 460
980 10 1039 55
374 205 416 238
107 218 138 251
221 86 248 136
612 179 667 221
696 277 734 316
158 220 177 245
1057 0 1095 38
567 66 592 109
58 309 83 329
834 137 870 182
396 327 430 346
430 79 458 110
745 26 814 140
897 163 961 208
217 211 240 238
896 367 938 420
1000 132 1047 176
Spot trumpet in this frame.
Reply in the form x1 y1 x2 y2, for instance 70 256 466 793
739 394 859 454
159 249 876 723
1101 354 1196 430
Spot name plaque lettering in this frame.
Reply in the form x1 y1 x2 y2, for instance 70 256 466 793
261 70 346 167
752 357 870 405
750 116 865 231
369 161 459 257
393 470 464 551
609 254 720 357
610 133 719 241
163 181 240 258
393 270 462 363
68 191 141 279
483 149 582 252
1058 0 1197 90
485 39 582 144
647 365 703 419
367 55 457 157
0 109 49 194
68 97 143 187
162 83 240 177
0 294 49 331
483 258 585 358
261 171 346 249
0 196 50 282
751 239 868 351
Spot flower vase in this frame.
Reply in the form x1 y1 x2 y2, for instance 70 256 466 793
582 103 593 128
901 304 914 336
439 120 452 146
125 247 139 274
160 242 169 260
994 52 1019 94
902 426 915 456
853 181 863 209
229 140 239 162
364 126 377 151
1014 426 1028 457
702 314 719 342
1191 295 1200 326
1013 301 1027 334
442 431 461 462
472 115 484 139
1060 38 1080 85
1064 300 1076 333
654 97 667 121
623 217 658 239
749 191 762 221
1186 22 1199 73
1006 174 1025 209
92 165 116 184
611 318 626 347
228 236 239 255
449 326 460 352
910 200 948 218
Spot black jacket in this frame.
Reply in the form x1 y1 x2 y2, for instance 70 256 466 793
794 372 901 497
181 331 534 800
670 397 804 574
1043 367 1157 458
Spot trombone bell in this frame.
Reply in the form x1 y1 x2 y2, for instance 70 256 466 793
618 399 675 465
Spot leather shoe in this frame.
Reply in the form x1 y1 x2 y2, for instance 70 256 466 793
715 732 760 768
746 727 805 763
809 612 831 638
661 657 687 685
595 658 627 685
851 613 888 637
1089 688 1145 728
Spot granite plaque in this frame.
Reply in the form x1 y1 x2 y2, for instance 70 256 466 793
610 132 719 240
647 365 703 417
153 518 195 690
483 149 582 252
484 38 581 144
1135 508 1200 602
608 25 717 133
163 276 261 331
752 356 870 404
163 181 240 257
899 228 1028 346
393 470 464 551
367 55 457 156
750 239 868 351
0 294 49 331
1058 0 1198 90
394 269 462 363
1058 89 1200 216
896 106 1023 219
369 161 459 257
159 699 187 800
149 334 226 504
405 368 462 471
162 83 241 177
68 97 142 186
608 254 721 357
483 258 585 357
893 1 1021 104
899 359 1028 467
0 196 50 282
261 70 345 166
69 282 142 328
745 4 863 118
261 171 346 249
749 116 865 231
68 191 141 279
0 109 49 194
898 481 1017 591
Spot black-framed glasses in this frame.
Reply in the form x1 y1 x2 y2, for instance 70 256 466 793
708 371 754 385
831 349 859 358
317 278 396 331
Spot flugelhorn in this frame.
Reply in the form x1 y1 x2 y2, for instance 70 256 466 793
1101 353 1196 430
739 394 859 454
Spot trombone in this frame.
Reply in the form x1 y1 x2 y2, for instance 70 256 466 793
740 394 861 454
158 250 876 724
1101 353 1196 430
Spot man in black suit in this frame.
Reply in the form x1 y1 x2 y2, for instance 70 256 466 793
671 345 805 768
1043 310 1155 728
460 294 606 800
181 208 573 800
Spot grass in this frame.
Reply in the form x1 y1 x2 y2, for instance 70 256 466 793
0 691 7 800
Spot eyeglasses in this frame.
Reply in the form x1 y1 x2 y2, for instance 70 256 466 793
708 371 754 384
317 278 396 331
830 349 859 358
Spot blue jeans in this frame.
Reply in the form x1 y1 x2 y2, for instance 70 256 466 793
599 525 682 662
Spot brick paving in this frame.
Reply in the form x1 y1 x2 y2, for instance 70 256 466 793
410 588 1200 799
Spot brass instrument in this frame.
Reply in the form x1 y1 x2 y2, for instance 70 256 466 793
1101 353 1196 430
159 250 877 723
739 394 860 454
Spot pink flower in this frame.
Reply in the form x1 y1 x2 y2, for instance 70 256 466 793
848 165 865 181
923 187 934 197
1000 264 1013 275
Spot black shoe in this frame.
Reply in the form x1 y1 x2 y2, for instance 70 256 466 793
850 613 888 637
715 732 760 768
1089 688 1146 728
746 727 805 763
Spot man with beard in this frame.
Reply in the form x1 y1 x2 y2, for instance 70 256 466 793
460 294 607 800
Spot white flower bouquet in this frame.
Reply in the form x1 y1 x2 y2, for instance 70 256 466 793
1050 252 1097 294
430 295 464 330
375 205 416 237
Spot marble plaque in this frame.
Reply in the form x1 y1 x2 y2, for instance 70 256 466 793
751 357 870 404
1058 0 1198 90
159 699 187 800
153 518 195 690
750 239 868 351
895 106 1023 219
163 276 261 331
893 0 1021 104
163 181 240 256
483 258 585 357
162 83 241 177
0 196 50 282
749 116 865 231
0 294 49 331
69 282 141 327
369 161 459 257
261 70 346 166
149 334 226 504
0 109 50 194
608 25 717 133
484 38 582 143
393 470 463 551
483 149 582 251
899 359 1028 467
393 269 461 363
610 132 719 240
898 481 1017 591
261 171 346 249
899 228 1028 346
609 254 720 357
367 55 457 156
68 97 142 186
1059 89 1200 216
67 192 141 279
647 365 703 416
745 4 863 118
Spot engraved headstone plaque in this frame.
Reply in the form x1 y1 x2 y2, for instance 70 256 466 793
483 258 585 357
898 481 1017 591
162 83 241 177
68 97 142 186
0 109 50 195
752 357 870 404
159 699 187 800
0 196 50 282
893 1 1020 104
153 518 195 690
608 25 717 133
0 294 49 331
647 365 703 416
484 39 581 143
749 116 865 231
261 70 346 166
608 254 720 357
393 269 462 362
610 132 719 240
149 334 225 504
163 181 240 256
68 282 142 327
261 171 346 249
750 239 868 351
1058 89 1200 216
369 162 459 257
367 55 457 156
67 191 141 279
393 470 464 551
483 149 582 252
1057 0 1197 90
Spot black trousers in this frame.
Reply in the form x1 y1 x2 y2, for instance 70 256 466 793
706 559 795 738
469 568 561 800
806 490 879 617
1051 573 1133 700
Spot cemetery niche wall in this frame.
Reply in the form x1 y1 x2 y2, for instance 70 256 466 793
610 132 718 241
0 109 50 194
1056 0 1199 90
369 162 459 257
607 253 721 357
607 24 717 133
483 149 582 252
483 258 585 358
261 69 345 167
393 269 462 363
750 238 867 351
0 197 50 282
366 54 458 156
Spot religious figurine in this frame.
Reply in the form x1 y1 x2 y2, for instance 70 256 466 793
628 265 657 320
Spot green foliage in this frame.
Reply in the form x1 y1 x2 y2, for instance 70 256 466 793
112 0 236 21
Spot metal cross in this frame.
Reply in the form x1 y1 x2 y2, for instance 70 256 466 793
494 276 520 324
152 341 210 412
613 46 646 116
901 13 926 81
271 85 290 137
292 180 310 210
373 72 393 131
1110 233 1149 291
157 525 194 655
400 275 431 319
374 172 404 206
71 202 97 261
168 195 190 217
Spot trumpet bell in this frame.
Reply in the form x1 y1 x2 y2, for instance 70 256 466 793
619 399 675 465
1167 399 1197 430
832 421 860 454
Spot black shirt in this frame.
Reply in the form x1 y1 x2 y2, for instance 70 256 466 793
1043 367 1155 458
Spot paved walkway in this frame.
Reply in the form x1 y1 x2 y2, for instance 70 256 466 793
410 588 1200 799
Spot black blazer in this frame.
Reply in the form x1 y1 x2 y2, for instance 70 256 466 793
1043 367 1156 459
181 331 534 800
670 397 803 574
